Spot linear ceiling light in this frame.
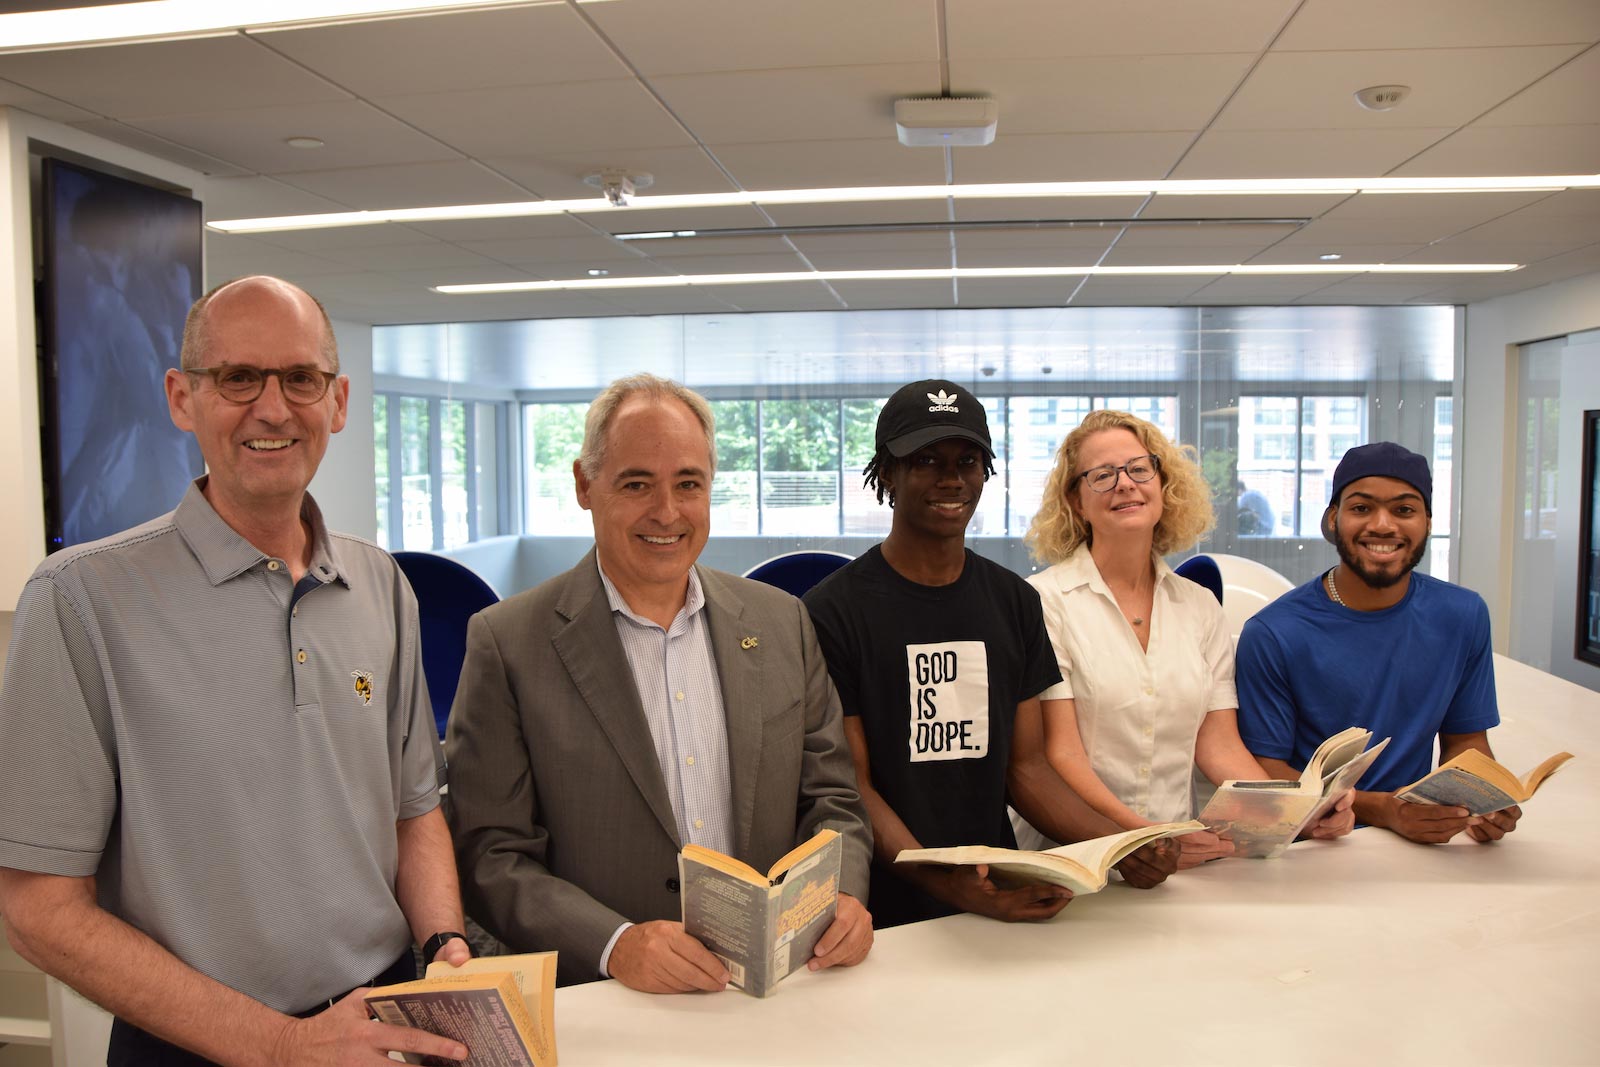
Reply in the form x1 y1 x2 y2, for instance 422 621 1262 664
0 0 580 54
435 262 1520 295
209 174 1600 235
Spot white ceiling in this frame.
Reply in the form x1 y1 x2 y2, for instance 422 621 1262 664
4 0 1599 325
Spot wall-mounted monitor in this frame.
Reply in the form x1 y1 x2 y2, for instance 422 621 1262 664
40 157 205 552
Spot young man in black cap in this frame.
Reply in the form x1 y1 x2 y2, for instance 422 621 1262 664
1235 442 1520 845
803 380 1175 928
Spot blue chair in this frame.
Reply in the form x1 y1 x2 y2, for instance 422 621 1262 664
1174 553 1224 605
743 550 853 598
394 552 501 738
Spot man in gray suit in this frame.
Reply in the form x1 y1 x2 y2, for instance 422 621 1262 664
447 374 873 992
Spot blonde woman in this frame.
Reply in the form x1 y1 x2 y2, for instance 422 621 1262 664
1022 411 1353 865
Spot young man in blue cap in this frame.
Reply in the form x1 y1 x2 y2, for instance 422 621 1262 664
803 380 1176 928
1235 442 1520 844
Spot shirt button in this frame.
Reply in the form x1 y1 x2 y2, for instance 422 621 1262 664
685 756 695 767
1143 686 1154 696
666 878 680 893
1143 726 1154 738
1139 765 1150 777
675 691 685 702
267 560 280 571
694 819 704 830
296 650 307 664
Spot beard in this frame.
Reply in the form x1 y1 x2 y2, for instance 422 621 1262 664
1334 528 1428 589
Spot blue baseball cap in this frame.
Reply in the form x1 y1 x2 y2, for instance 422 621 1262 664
1329 442 1432 513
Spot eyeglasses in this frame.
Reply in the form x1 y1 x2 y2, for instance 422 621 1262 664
185 364 337 405
1075 454 1161 493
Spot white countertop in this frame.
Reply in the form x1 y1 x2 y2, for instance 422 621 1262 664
551 655 1600 1065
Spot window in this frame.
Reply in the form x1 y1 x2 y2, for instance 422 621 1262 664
399 397 432 550
376 392 506 550
522 403 589 535
761 400 840 536
1238 395 1365 537
376 304 1456 590
374 395 390 549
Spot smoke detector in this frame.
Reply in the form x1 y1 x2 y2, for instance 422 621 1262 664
894 97 998 147
1354 85 1410 112
583 169 655 206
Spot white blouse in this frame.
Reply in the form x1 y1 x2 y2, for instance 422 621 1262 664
1027 546 1237 823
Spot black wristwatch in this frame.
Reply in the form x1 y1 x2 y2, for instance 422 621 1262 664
424 931 467 960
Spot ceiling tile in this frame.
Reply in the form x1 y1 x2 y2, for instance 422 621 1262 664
1111 222 1302 249
650 63 942 144
954 196 1150 222
65 118 253 177
456 235 649 267
306 241 517 273
257 5 628 97
1140 193 1350 219
0 78 96 123
275 160 532 210
832 280 956 309
1 37 346 118
1475 44 1600 126
1393 124 1600 176
798 248 955 272
955 280 1084 307
952 54 1257 134
946 0 1297 58
401 214 602 243
1172 128 1455 178
203 175 348 218
1276 0 1600 50
482 146 735 199
127 100 459 175
586 0 936 75
709 138 945 190
1214 45 1586 130
951 132 1195 183
377 79 694 157
636 251 809 274
1246 242 1425 264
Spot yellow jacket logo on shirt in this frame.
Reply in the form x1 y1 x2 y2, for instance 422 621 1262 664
351 669 374 706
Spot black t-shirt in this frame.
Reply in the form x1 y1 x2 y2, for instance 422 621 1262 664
803 545 1061 925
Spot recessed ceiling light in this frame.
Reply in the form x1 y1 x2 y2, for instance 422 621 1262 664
586 268 609 276
1319 252 1343 261
208 173 1600 234
434 261 1521 296
284 136 325 150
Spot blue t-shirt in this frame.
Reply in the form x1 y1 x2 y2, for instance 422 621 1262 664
1235 572 1499 793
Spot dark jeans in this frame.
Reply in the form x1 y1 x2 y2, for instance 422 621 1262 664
105 951 415 1066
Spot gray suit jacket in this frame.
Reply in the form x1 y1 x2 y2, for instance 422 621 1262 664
445 549 872 986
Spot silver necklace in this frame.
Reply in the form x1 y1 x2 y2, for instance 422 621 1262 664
1325 567 1345 607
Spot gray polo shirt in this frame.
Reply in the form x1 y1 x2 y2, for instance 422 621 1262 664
0 481 441 1014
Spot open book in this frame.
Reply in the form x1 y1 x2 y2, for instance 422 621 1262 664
893 821 1203 895
365 951 558 1066
679 828 841 998
1398 749 1573 815
1199 727 1389 859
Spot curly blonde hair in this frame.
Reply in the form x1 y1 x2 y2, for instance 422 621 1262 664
1025 410 1215 564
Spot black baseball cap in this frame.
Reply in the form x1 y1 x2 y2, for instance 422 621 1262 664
1328 441 1433 513
876 379 992 458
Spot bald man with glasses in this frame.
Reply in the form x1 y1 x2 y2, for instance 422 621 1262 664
0 276 472 1066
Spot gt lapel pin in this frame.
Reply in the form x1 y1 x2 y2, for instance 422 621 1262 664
740 636 759 650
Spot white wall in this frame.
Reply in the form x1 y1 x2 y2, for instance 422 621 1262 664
1549 330 1600 690
0 107 209 606
307 317 377 541
1460 271 1600 654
